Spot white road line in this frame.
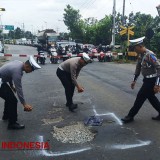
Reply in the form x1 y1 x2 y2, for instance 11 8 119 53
110 140 151 150
38 136 91 157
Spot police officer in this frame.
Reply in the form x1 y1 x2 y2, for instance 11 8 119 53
0 56 41 129
56 53 92 112
121 36 160 123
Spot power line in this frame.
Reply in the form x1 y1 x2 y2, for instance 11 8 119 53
80 0 97 18
129 0 134 13
78 0 95 10
78 0 97 11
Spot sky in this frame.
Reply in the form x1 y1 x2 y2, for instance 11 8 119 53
0 0 159 34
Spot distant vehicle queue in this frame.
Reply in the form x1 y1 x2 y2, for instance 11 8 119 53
36 41 115 64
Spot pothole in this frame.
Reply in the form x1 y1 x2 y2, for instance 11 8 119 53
51 122 96 144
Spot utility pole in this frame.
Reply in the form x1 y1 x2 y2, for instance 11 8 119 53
22 23 25 38
156 4 160 16
111 0 116 49
122 0 125 25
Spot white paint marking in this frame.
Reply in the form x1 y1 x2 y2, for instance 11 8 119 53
93 110 123 125
110 140 151 150
92 105 97 115
38 136 91 157
90 97 122 125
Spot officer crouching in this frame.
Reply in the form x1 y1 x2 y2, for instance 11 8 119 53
56 53 92 112
0 56 41 129
121 36 160 123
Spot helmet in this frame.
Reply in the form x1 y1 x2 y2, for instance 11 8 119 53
82 53 92 63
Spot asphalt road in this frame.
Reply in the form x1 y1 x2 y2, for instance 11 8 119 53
0 45 160 160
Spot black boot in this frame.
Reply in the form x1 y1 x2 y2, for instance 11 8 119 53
8 122 25 130
121 115 134 123
68 104 78 112
152 115 160 121
2 115 9 121
66 103 78 107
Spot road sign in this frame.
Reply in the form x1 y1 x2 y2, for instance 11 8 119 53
120 25 127 30
128 26 134 30
4 25 14 30
120 29 127 35
128 30 134 36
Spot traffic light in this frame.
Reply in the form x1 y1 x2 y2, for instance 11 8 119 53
0 8 5 11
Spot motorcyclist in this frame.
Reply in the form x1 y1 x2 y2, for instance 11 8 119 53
71 45 76 54
57 44 63 55
36 44 44 63
75 43 82 54
83 45 89 53
97 44 103 53
65 45 69 54
50 45 59 64
47 42 52 56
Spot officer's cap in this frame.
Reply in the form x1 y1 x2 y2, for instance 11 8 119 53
29 56 41 71
129 36 145 47
82 52 92 63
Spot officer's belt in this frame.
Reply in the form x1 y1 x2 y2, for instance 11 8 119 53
145 73 157 78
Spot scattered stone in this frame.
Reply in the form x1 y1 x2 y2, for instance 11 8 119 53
51 122 96 143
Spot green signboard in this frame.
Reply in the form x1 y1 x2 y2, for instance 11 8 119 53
5 25 14 30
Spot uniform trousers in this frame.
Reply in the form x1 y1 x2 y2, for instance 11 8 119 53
128 77 160 117
0 83 18 123
56 68 75 106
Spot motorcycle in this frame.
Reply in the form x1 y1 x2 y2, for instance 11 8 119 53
98 51 106 62
38 51 46 65
50 48 59 64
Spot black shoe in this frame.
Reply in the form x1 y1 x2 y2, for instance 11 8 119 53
152 115 160 121
2 115 9 121
68 104 78 112
66 103 78 107
121 116 134 123
8 122 25 130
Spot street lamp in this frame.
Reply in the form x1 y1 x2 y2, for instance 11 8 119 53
156 4 160 16
0 8 6 43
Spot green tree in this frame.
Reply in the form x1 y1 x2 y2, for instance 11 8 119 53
63 5 84 41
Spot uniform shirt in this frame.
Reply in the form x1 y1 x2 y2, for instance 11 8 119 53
134 49 160 84
0 60 25 104
59 57 83 87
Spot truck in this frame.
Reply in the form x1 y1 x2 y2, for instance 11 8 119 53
36 29 60 47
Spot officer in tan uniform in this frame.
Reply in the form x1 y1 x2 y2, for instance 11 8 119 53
121 36 160 123
56 53 92 112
